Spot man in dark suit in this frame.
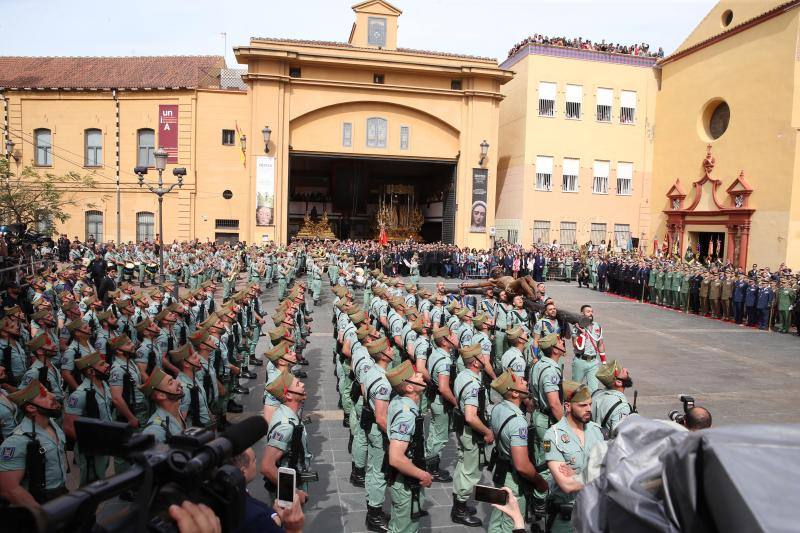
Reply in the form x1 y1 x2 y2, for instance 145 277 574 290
97 265 118 306
597 259 608 292
233 447 306 533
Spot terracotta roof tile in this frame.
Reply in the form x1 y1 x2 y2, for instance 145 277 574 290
0 56 226 89
251 37 496 62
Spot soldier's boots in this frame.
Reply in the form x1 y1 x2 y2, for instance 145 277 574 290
349 463 365 487
226 399 244 413
365 505 389 533
251 358 264 366
451 495 482 527
428 456 453 483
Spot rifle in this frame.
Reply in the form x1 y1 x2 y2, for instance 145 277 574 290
408 414 426 519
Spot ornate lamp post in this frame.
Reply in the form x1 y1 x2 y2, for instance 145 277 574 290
134 147 186 284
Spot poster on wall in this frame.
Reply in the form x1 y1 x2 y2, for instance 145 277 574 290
158 105 179 163
256 156 276 226
470 168 488 233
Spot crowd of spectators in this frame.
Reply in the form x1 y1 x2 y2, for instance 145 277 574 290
507 33 664 59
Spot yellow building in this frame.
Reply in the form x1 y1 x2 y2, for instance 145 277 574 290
651 0 800 269
496 43 658 249
0 0 511 248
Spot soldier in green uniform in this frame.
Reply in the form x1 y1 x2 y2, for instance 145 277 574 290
654 266 665 306
671 266 683 309
721 272 734 320
681 267 692 313
20 334 65 408
451 343 491 527
63 351 114 485
709 273 722 318
424 326 457 484
777 280 796 333
0 380 68 505
170 343 214 430
386 360 433 533
544 381 606 533
591 360 634 435
647 264 657 303
501 326 528 379
140 368 187 443
0 316 28 389
108 334 148 428
699 273 711 316
663 267 674 308
135 317 163 378
0 366 19 441
486 371 548 533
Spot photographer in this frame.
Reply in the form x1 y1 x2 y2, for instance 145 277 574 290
685 407 712 430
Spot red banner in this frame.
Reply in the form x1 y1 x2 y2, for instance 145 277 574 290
159 105 179 163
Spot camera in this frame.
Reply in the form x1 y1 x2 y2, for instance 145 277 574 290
7 416 268 533
667 394 695 426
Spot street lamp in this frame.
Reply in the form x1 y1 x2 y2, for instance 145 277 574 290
4 138 19 164
240 134 247 153
262 126 272 153
134 146 186 286
479 139 489 165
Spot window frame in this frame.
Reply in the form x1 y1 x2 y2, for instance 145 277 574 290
614 223 632 249
592 160 610 195
535 155 553 192
34 128 53 167
619 90 637 125
561 157 580 192
400 125 409 150
85 210 103 243
565 84 582 120
221 129 236 146
137 128 156 168
596 88 613 123
590 223 607 245
366 117 388 148
533 220 551 245
367 16 387 47
342 122 353 148
136 211 156 243
538 81 556 117
616 162 633 196
84 128 103 168
560 221 577 246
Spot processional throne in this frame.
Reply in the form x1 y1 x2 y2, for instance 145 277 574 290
375 184 424 242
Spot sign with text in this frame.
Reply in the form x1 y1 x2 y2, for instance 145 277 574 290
158 105 179 163
256 156 276 226
470 168 488 233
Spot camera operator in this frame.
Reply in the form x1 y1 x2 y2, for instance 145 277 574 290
591 360 634 435
139 367 187 442
232 447 307 533
0 380 67 507
63 351 114 485
685 407 712 430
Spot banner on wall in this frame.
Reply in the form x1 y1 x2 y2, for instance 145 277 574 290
470 168 488 233
256 156 275 226
158 105 179 163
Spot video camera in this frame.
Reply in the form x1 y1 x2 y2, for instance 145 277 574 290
7 415 268 533
667 395 695 426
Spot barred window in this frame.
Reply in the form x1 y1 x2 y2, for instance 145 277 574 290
596 88 613 122
535 155 553 191
590 223 607 245
34 128 52 166
215 219 240 230
560 221 577 246
136 211 155 243
538 82 556 117
400 126 409 150
562 158 579 192
620 90 636 124
533 220 550 245
85 129 102 167
614 224 631 249
366 117 387 148
222 129 235 146
593 160 610 194
85 210 103 243
565 84 582 119
616 162 633 196
342 123 352 148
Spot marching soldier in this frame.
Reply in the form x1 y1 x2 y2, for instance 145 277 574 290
424 327 457 484
571 305 605 392
591 360 634 435
0 316 27 390
134 317 163 377
170 343 214 429
0 380 68 506
501 326 528 379
108 334 148 429
20 334 65 410
61 319 95 392
140 368 187 443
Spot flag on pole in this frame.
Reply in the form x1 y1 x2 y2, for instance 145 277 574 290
653 235 658 256
235 121 246 167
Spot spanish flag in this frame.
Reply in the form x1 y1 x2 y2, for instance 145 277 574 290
235 121 246 167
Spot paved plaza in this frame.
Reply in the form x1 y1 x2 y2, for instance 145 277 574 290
235 277 800 532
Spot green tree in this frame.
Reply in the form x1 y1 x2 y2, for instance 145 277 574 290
0 156 98 235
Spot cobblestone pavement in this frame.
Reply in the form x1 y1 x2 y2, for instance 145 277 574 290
232 277 800 532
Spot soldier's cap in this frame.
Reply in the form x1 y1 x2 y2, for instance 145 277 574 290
66 318 89 332
386 360 415 387
395 278 405 286
563 380 591 403
506 325 526 341
372 286 385 297
118 298 134 309
538 333 559 351
431 326 451 341
139 367 169 398
334 299 349 310
33 298 51 309
189 328 210 347
595 360 622 389
193 289 206 300
269 325 289 342
28 333 55 353
455 307 470 319
83 295 99 306
201 281 213 289
459 342 482 362
472 313 488 328
153 309 170 323
410 316 426 334
356 324 372 340
491 370 520 396
97 310 114 322
366 336 390 356
61 301 77 313
107 290 121 299
264 370 294 401
404 308 418 321
407 283 417 291
349 310 367 324
4 305 22 316
76 351 102 370
265 340 291 362
109 334 133 350
167 302 182 313
134 317 154 334
133 293 148 304
30 309 51 322
199 312 220 330
446 300 460 312
149 288 164 298
168 343 192 364
390 297 406 310
332 285 346 297
418 288 431 298
8 379 47 406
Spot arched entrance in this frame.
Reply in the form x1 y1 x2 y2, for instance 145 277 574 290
663 146 754 269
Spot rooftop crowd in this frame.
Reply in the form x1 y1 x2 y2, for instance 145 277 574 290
507 33 665 59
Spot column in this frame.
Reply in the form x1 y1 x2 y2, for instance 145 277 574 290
726 225 736 265
738 224 750 270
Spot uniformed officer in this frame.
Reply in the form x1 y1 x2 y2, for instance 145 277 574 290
108 334 148 428
262 340 296 422
544 381 606 533
0 380 68 506
169 343 214 429
591 360 634 435
134 317 163 377
140 367 187 443
571 305 605 392
0 316 27 389
63 351 115 485
385 360 432 533
451 343 492 527
20 334 64 410
501 325 528 379
533 301 561 361
424 326 457 484
776 281 796 333
486 371 548 533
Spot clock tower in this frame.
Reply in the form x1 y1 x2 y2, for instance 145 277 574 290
348 0 401 50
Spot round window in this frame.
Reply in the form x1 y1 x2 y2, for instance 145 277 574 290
708 101 730 139
721 9 733 27
223 190 233 200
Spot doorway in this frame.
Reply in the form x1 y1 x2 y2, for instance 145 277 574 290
689 231 725 262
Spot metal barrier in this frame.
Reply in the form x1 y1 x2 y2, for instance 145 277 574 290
0 255 56 290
